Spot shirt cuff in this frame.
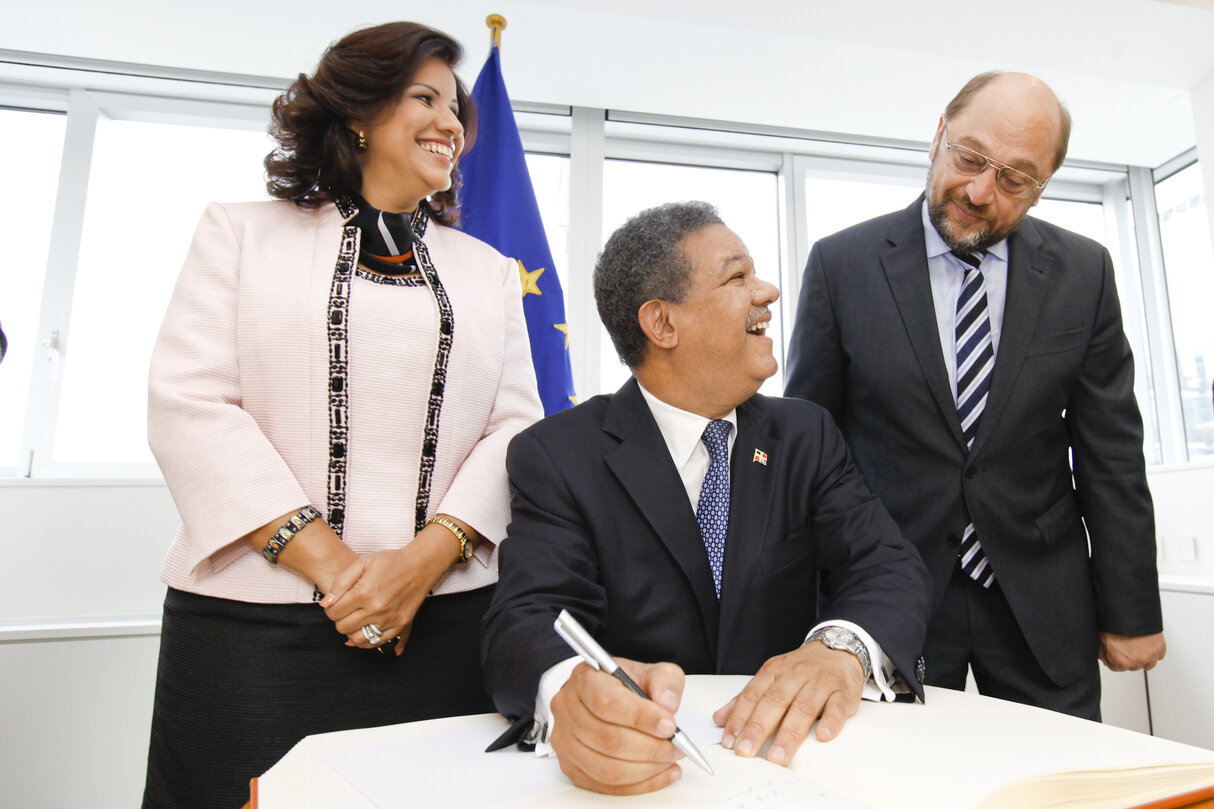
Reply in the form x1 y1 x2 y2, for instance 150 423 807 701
531 656 580 757
807 619 899 702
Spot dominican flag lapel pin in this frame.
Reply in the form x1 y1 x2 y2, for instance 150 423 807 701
753 449 768 465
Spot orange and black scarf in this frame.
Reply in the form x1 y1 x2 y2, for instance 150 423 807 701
351 193 420 276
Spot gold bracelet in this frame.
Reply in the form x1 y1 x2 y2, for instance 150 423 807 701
426 516 473 564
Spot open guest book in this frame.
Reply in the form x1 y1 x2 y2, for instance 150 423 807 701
973 761 1214 809
251 677 1214 809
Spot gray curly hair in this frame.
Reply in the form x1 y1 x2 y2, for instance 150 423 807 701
594 201 723 368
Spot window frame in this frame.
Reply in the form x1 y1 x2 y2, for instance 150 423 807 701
1151 150 1214 463
1 66 276 478
0 53 1205 476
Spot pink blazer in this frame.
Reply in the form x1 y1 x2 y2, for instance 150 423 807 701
149 199 543 603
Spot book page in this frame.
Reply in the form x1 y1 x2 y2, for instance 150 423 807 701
316 709 876 809
974 761 1214 809
489 742 879 809
670 745 878 809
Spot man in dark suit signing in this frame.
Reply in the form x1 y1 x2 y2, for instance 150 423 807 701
785 71 1166 721
483 201 931 795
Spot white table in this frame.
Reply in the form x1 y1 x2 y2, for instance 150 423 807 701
252 676 1214 809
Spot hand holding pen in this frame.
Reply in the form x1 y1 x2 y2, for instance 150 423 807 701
548 609 713 795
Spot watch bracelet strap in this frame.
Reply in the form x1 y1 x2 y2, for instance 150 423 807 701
426 516 472 563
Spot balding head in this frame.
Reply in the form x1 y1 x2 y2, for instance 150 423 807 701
925 71 1067 252
945 71 1071 173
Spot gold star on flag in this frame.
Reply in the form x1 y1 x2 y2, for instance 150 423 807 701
518 260 545 298
568 395 580 406
553 323 570 350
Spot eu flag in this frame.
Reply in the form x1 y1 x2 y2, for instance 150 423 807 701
458 45 576 415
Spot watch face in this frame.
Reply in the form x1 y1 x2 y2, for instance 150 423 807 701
810 627 871 680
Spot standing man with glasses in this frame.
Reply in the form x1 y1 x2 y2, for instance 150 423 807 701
785 71 1165 720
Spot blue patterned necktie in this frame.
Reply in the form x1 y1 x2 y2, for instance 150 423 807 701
952 249 996 588
696 419 732 598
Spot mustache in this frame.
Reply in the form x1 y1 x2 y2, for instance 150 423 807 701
746 307 770 330
950 189 993 220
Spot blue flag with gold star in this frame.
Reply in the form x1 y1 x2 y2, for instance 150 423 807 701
458 45 576 415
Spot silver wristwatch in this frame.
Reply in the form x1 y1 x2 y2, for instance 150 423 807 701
807 626 872 682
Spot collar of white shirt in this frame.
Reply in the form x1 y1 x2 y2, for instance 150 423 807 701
637 381 738 467
637 381 739 510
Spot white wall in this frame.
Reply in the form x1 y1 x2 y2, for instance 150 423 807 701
1149 463 1214 580
0 634 160 809
1 480 174 620
1148 589 1214 750
0 481 176 809
1144 465 1214 750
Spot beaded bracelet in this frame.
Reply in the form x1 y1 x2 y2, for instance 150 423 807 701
262 506 322 564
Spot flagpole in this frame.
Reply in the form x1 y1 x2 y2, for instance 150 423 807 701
485 14 506 49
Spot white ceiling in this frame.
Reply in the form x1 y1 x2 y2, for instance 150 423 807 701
5 0 1214 167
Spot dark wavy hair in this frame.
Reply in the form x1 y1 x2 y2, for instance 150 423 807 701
264 21 477 225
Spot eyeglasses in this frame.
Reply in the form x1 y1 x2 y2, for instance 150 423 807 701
941 126 1047 198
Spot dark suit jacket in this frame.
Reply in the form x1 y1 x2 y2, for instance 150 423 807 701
482 378 931 727
785 197 1163 688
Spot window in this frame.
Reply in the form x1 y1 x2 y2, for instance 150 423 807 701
1156 162 1214 459
1034 197 1163 464
803 175 922 251
51 118 271 469
2 58 1201 475
0 108 66 472
523 153 571 294
601 159 781 397
1032 198 1106 242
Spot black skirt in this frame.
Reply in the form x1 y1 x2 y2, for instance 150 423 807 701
141 585 496 809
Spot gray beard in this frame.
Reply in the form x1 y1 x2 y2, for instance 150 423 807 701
926 184 1034 254
928 197 1003 254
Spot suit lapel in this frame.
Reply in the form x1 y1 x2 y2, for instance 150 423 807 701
972 218 1052 454
715 400 779 667
603 380 720 657
881 200 968 451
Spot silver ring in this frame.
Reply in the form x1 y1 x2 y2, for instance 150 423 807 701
361 624 382 645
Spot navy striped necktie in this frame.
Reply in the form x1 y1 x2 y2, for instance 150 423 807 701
952 249 996 589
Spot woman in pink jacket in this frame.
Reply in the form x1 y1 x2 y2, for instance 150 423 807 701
142 22 542 808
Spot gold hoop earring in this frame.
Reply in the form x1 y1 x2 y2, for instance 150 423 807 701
356 130 368 152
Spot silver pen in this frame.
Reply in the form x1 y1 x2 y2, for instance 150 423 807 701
553 609 714 775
